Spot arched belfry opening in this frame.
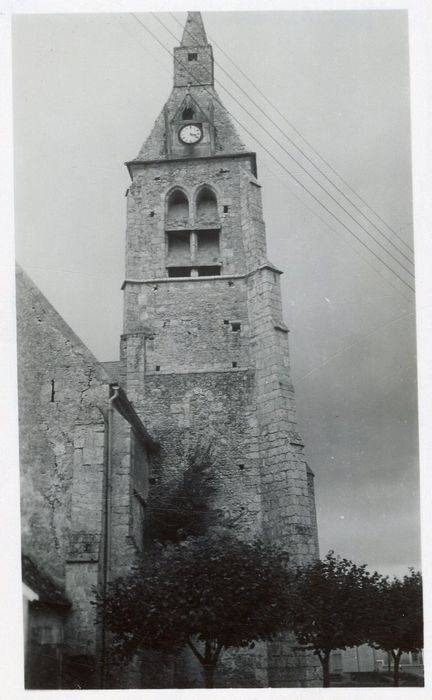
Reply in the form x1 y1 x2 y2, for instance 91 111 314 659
167 189 189 221
194 187 220 269
196 186 218 220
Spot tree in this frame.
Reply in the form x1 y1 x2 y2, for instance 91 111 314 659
146 443 246 545
146 444 221 543
287 552 383 687
367 569 423 686
95 531 292 688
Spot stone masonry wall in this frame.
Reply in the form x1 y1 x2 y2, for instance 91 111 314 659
136 85 245 161
126 370 262 539
65 412 106 658
16 267 110 589
121 173 320 686
26 606 66 689
110 413 152 576
120 265 318 685
125 156 257 281
122 366 266 687
173 47 213 87
246 266 320 686
247 267 317 561
240 168 268 272
17 267 153 686
123 277 250 373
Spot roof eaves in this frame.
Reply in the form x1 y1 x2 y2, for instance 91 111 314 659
21 555 71 608
110 384 160 454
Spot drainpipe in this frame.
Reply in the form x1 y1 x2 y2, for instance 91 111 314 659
100 384 120 688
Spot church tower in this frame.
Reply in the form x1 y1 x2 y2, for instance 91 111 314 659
120 12 319 687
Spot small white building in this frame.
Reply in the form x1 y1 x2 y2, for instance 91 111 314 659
330 645 423 675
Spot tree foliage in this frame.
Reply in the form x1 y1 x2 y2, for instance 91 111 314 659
288 552 383 687
367 569 423 686
146 445 221 543
99 435 424 690
95 531 292 687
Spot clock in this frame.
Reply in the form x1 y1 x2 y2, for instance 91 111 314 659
179 124 203 145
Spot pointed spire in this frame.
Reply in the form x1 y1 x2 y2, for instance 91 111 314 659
181 11 208 47
134 8 247 160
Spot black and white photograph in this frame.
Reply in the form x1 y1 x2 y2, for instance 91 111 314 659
2 1 430 693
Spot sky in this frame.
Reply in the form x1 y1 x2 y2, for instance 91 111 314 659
12 9 420 579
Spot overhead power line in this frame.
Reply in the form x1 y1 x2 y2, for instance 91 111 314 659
171 11 414 258
129 13 415 295
168 15 413 301
257 159 414 303
171 11 414 266
157 13 414 281
118 16 171 77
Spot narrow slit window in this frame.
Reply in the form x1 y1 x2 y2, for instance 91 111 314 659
50 379 55 402
223 205 229 213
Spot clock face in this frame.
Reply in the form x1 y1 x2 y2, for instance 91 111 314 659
179 124 203 145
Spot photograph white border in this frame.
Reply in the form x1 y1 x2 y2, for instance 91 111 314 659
1 1 431 697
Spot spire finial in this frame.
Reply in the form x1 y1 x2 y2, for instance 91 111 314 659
181 11 208 47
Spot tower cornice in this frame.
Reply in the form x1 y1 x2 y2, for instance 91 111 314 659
126 151 257 179
121 263 284 290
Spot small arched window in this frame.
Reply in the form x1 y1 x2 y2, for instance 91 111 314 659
167 189 189 220
182 107 195 120
196 187 218 219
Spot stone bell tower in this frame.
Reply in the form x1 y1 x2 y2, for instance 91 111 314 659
120 12 319 687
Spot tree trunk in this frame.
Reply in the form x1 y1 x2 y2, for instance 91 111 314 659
320 652 331 688
202 640 219 689
187 638 222 689
203 664 215 689
393 651 402 687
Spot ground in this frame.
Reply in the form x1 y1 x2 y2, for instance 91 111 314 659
331 671 424 687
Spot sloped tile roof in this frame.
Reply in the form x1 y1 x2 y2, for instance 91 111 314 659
22 554 71 608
